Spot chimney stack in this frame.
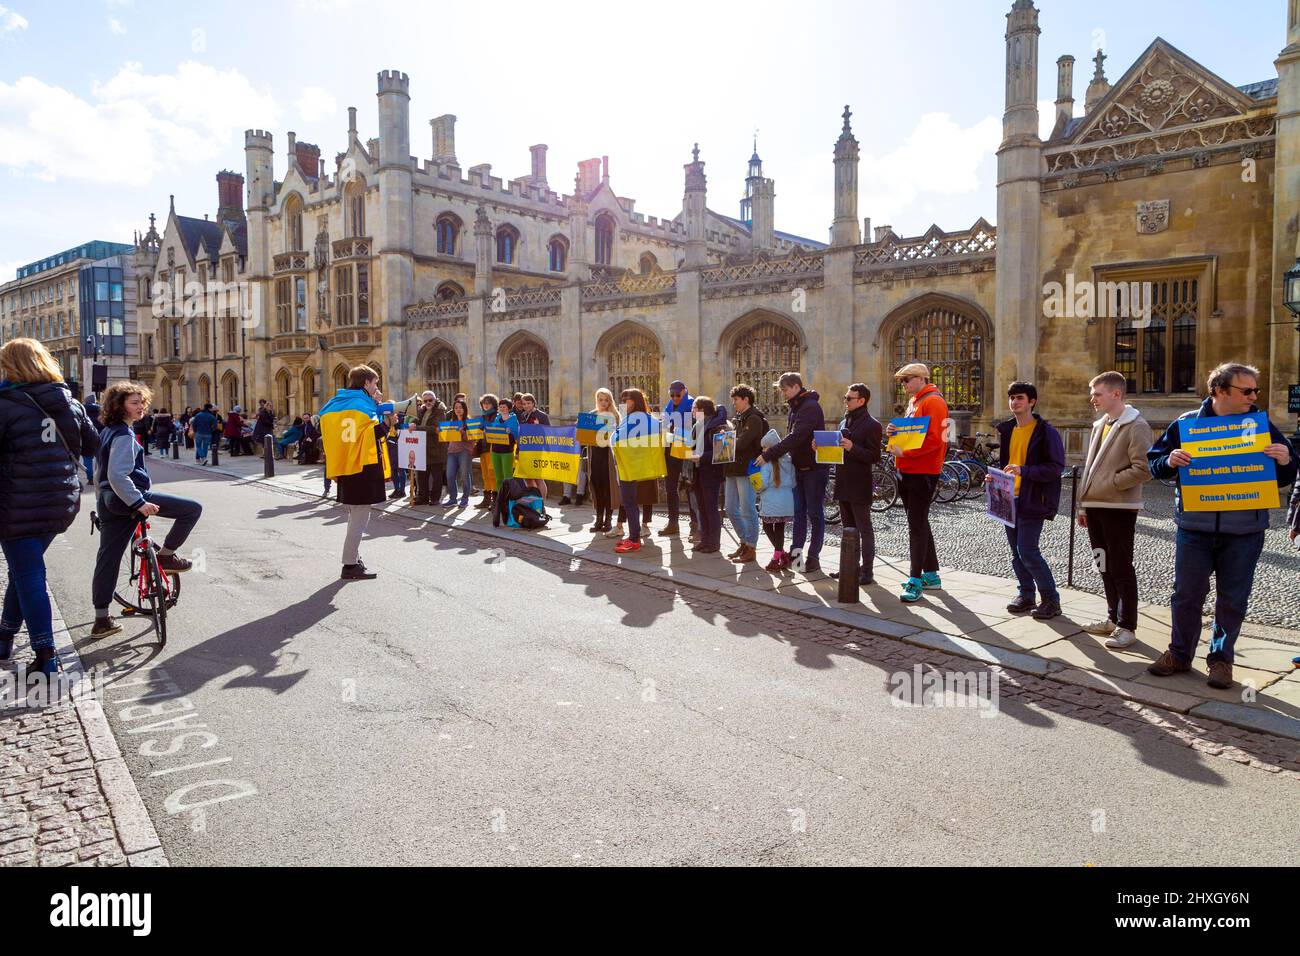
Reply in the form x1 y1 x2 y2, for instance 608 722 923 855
216 170 245 227
431 114 457 164
577 158 601 196
1052 54 1075 138
295 140 321 180
530 144 548 184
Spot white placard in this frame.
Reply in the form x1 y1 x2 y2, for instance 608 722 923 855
399 429 426 472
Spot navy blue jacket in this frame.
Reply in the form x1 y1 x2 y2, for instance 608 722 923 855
995 413 1065 521
762 388 827 472
1148 397 1297 534
835 404 883 504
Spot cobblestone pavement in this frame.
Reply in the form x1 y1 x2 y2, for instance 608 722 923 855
1 648 128 867
816 482 1300 634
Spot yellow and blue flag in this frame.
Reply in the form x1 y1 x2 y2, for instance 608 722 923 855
485 423 512 447
516 424 581 481
437 420 463 442
611 412 667 482
1177 412 1279 511
747 459 764 493
576 412 600 447
465 417 485 442
320 388 391 481
888 416 928 453
814 430 843 465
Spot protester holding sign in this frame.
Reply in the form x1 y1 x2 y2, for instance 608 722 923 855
991 382 1065 620
723 384 767 564
753 372 828 575
829 383 882 587
519 394 551 500
410 390 447 506
689 397 730 554
659 381 694 538
886 363 949 603
487 399 519 490
442 399 477 507
586 389 620 535
612 388 663 553
1147 362 1296 689
475 394 500 510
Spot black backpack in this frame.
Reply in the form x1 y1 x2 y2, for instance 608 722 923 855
511 496 550 530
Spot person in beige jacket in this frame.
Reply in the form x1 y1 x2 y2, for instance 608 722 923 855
1075 371 1154 649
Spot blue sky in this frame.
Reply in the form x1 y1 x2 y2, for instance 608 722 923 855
0 0 1285 278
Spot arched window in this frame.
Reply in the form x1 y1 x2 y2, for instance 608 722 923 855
495 225 519 265
345 180 365 237
726 316 801 423
197 374 211 405
332 364 348 394
890 302 986 413
435 213 461 256
301 367 316 413
548 236 568 273
639 252 658 275
594 213 615 266
435 281 465 302
285 195 304 252
275 368 293 418
221 371 239 410
605 327 661 407
503 337 550 412
423 345 459 402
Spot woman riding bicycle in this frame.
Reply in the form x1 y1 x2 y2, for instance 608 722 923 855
90 381 202 638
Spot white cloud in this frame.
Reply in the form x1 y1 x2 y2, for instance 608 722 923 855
108 16 126 36
294 85 337 125
857 111 1002 231
1 5 28 32
0 61 279 186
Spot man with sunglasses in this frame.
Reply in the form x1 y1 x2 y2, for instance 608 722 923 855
659 380 694 538
1147 362 1296 689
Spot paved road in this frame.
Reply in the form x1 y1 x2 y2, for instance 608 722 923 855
39 461 1299 865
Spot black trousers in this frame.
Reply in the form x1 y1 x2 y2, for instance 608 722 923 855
1084 507 1139 631
416 467 445 504
897 473 939 578
839 499 876 579
664 453 684 524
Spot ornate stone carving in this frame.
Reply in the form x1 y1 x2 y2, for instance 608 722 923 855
1137 199 1170 234
1081 50 1241 143
313 219 330 271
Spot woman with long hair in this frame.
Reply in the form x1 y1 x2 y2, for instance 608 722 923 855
587 387 620 533
613 387 662 553
443 398 476 507
475 393 500 510
0 339 100 678
689 396 730 553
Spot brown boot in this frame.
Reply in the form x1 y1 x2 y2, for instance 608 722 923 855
1206 660 1234 690
725 545 743 559
1147 649 1192 677
731 544 757 564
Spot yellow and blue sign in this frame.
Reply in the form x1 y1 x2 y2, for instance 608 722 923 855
814 430 843 465
516 424 581 481
887 416 929 453
1177 412 1279 511
611 412 667 482
485 423 512 447
576 412 601 447
465 417 485 441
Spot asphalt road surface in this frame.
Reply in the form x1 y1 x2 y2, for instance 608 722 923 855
39 461 1300 865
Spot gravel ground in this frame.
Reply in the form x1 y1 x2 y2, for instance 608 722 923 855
820 480 1300 634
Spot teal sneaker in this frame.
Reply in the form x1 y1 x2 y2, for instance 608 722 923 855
921 571 942 589
900 577 924 603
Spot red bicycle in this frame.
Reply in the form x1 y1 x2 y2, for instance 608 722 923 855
91 510 180 647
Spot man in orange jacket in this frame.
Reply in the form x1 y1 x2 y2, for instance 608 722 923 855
885 363 950 603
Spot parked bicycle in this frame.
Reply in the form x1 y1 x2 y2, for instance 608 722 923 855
90 510 180 647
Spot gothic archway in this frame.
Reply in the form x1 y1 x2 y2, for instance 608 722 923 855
600 323 662 408
417 340 460 403
882 294 989 414
721 311 804 422
499 333 550 412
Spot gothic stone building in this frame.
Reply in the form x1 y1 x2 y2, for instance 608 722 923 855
137 0 1299 455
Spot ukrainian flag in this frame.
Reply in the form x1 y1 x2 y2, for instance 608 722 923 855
517 424 581 481
465 417 485 441
747 458 764 493
611 412 667 482
320 388 391 481
814 430 844 465
576 411 600 447
438 420 463 442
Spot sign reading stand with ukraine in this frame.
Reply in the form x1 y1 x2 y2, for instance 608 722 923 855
516 424 581 481
814 430 843 465
1177 412 1280 511
888 416 929 453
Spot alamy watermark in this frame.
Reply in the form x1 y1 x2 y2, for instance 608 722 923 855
888 664 1000 718
1043 273 1153 326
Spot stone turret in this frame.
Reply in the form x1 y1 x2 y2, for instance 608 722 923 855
830 106 860 247
682 143 708 267
1052 55 1075 138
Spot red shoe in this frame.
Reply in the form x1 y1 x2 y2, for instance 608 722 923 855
614 539 642 554
764 551 784 572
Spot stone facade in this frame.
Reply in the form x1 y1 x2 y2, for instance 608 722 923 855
120 1 1298 449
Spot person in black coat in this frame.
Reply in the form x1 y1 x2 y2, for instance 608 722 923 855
830 383 882 586
753 371 829 573
0 339 100 678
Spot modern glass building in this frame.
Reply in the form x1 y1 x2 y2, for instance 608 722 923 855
79 259 127 357
15 240 133 280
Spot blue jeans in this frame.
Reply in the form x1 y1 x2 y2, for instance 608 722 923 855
82 456 95 482
0 535 58 652
1004 516 1059 604
724 475 760 547
195 434 211 461
92 488 203 615
445 450 473 502
1169 527 1265 665
619 480 641 542
791 466 829 559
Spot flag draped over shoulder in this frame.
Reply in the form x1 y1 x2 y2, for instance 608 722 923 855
611 411 667 482
320 388 391 481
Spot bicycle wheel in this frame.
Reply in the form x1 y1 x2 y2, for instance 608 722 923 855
936 463 962 503
824 472 841 525
113 544 148 616
143 550 167 648
951 461 972 499
871 465 898 513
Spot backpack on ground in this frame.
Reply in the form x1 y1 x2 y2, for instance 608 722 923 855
510 494 550 530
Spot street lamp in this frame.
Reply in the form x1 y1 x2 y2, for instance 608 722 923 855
1283 258 1300 439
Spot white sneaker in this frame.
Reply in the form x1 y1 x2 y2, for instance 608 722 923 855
1082 618 1117 636
605 524 624 539
1105 627 1137 649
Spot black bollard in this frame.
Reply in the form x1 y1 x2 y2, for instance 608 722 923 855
837 527 861 604
210 437 219 467
263 434 275 477
172 438 179 460
1066 465 1079 588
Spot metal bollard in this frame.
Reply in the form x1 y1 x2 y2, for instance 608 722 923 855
172 438 179 460
1066 465 1079 588
263 434 275 477
210 437 219 467
837 527 861 604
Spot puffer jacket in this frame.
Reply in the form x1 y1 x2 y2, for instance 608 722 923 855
0 381 100 540
762 388 827 471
